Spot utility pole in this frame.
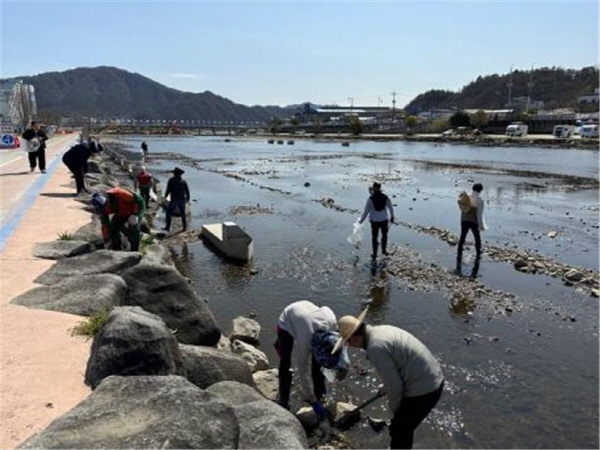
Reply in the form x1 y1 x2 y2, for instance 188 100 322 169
347 97 354 110
507 65 514 107
391 91 397 121
526 64 534 113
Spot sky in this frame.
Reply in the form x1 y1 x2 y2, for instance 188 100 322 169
1 1 598 108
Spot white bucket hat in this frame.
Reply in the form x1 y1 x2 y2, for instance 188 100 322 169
331 307 369 354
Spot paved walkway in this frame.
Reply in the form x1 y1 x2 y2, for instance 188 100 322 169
1 134 92 448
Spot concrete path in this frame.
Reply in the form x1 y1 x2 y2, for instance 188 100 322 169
1 134 93 448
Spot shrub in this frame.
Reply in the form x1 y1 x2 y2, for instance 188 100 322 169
57 232 74 241
70 309 111 339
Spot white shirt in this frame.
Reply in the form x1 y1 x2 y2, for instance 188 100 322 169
360 193 395 223
278 300 336 400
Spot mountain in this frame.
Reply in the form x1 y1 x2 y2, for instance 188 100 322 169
6 66 287 123
3 65 597 122
404 66 599 114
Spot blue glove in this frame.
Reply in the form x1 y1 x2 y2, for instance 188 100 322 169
311 401 329 420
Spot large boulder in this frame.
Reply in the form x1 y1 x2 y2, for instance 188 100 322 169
207 381 308 449
71 221 103 246
231 339 270 372
34 250 142 285
231 316 261 345
237 399 308 448
85 306 186 389
206 380 266 405
179 344 255 390
141 243 173 266
18 375 239 449
121 261 221 346
32 240 93 260
11 273 127 316
253 368 279 401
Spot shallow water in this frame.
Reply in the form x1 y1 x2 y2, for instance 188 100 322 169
128 136 598 449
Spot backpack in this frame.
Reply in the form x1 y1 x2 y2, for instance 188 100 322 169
458 191 473 213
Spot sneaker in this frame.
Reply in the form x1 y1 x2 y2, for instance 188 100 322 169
162 227 169 232
30 167 35 173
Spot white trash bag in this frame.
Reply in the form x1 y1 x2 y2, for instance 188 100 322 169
346 218 364 249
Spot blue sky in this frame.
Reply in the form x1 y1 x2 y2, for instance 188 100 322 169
1 1 598 108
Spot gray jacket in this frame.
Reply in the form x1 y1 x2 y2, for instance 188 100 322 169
365 324 444 413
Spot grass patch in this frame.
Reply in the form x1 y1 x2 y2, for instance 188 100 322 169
57 231 75 241
140 234 156 253
70 308 111 339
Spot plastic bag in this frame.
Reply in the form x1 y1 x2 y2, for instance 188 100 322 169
346 218 364 249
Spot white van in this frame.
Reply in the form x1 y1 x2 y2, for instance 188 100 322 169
580 124 599 138
506 123 528 137
553 125 574 138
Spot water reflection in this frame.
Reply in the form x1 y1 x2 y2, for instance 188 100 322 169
170 243 193 279
365 269 391 324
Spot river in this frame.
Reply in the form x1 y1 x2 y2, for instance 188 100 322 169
124 135 598 449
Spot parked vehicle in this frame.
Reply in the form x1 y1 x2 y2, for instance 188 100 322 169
553 125 575 138
580 124 599 138
505 123 528 137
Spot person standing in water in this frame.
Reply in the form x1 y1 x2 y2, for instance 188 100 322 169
359 181 395 260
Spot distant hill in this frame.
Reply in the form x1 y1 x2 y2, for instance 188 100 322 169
5 66 287 123
2 65 597 122
404 66 599 114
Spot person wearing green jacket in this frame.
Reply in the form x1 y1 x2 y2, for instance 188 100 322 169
92 187 146 251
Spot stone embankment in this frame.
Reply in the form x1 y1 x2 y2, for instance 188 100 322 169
11 145 357 449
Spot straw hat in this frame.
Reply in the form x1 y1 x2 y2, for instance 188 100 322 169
331 307 369 354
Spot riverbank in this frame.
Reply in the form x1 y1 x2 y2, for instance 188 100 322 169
257 132 600 150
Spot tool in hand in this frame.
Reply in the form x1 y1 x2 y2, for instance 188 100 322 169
332 390 386 429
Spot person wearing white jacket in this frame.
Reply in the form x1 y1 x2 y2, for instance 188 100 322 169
456 182 487 273
332 309 444 449
359 181 395 260
275 300 337 412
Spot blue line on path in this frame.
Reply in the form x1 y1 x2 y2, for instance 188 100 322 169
0 151 65 254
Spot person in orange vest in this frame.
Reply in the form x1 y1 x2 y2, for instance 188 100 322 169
91 187 146 251
134 166 152 208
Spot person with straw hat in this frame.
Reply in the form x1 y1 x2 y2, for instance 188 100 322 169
163 166 190 232
359 181 395 260
333 308 444 449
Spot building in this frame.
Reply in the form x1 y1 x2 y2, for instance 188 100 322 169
0 79 37 129
578 88 600 105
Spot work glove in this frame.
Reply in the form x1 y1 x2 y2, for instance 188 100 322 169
127 215 139 227
311 401 329 420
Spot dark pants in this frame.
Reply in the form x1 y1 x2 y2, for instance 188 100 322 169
109 216 140 252
274 327 326 409
165 200 187 231
64 161 85 193
390 381 444 449
456 221 481 264
370 220 389 258
139 186 151 209
28 148 46 171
